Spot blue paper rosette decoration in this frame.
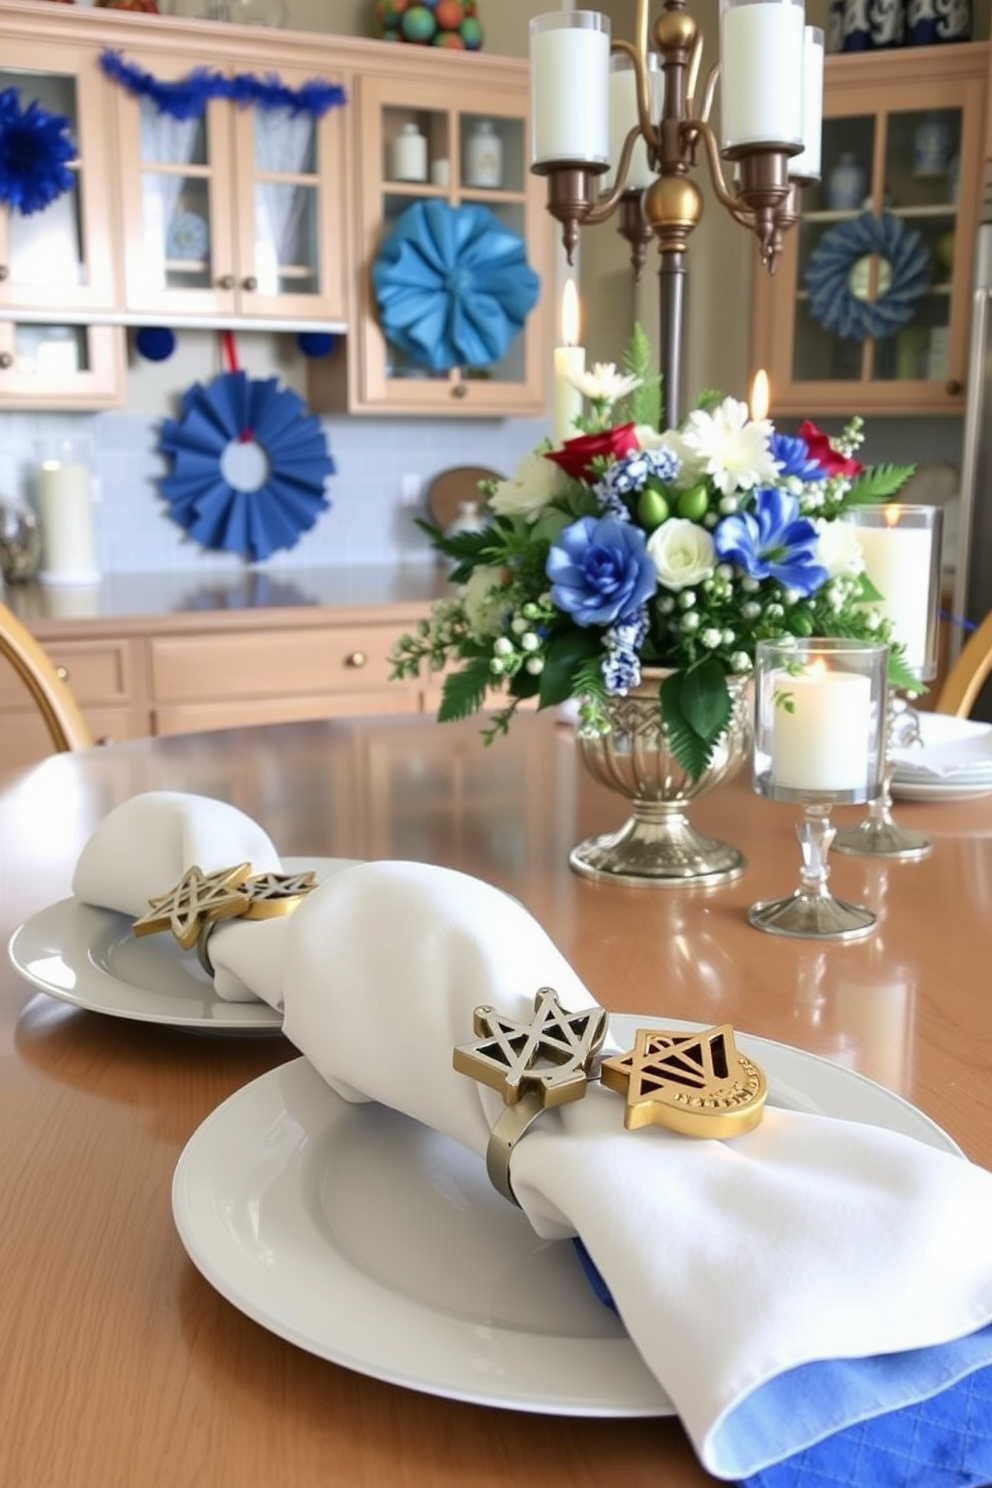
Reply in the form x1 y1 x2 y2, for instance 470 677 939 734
158 371 335 563
371 199 540 372
0 87 75 217
804 210 931 341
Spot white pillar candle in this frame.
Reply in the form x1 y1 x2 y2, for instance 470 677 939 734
38 460 99 584
720 0 805 152
604 53 663 191
770 665 873 791
530 11 611 167
789 26 824 182
856 523 932 671
552 279 585 445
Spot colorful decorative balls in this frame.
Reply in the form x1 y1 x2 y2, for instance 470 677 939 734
373 0 483 47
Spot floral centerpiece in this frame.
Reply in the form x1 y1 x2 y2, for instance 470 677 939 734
391 329 916 783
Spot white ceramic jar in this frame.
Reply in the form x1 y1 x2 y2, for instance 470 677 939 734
392 122 428 183
465 120 503 189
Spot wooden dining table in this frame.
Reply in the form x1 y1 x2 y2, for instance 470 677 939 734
2 709 991 1488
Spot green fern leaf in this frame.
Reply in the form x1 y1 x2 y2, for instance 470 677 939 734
618 322 663 429
437 659 493 723
846 464 916 504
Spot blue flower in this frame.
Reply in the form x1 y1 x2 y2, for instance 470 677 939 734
547 516 657 627
770 433 826 482
594 447 682 519
714 488 828 595
602 608 648 693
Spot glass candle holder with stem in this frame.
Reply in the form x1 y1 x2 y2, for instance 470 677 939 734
832 504 944 860
749 637 889 940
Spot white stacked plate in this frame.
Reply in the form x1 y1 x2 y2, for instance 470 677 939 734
891 713 992 801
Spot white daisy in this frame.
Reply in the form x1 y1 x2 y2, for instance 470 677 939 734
678 396 778 496
566 361 642 404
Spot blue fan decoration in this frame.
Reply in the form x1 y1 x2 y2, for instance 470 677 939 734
371 199 540 372
0 87 75 217
158 371 335 563
804 211 931 341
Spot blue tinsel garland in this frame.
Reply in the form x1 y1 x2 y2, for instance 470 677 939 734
0 87 75 217
99 50 346 120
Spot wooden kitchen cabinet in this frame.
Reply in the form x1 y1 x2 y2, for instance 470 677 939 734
0 633 145 771
308 55 551 417
0 319 124 409
112 38 348 328
752 43 988 418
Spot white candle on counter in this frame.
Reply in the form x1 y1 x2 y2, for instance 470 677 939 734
37 457 99 585
530 11 610 168
770 662 872 791
553 278 585 446
719 0 804 152
855 518 932 671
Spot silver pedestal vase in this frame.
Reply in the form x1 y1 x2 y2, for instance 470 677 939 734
569 669 752 886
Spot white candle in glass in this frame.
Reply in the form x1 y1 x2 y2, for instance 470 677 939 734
770 663 872 791
789 26 824 182
553 279 585 445
720 0 804 151
855 519 932 671
38 459 98 583
530 11 610 167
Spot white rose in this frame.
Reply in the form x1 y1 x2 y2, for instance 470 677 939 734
461 565 509 635
646 518 716 591
816 518 866 579
488 449 569 520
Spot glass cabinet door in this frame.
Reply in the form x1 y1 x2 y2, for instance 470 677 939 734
0 43 117 314
336 69 548 416
752 46 985 418
0 321 123 408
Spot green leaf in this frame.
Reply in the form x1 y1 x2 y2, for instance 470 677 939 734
437 659 493 723
618 322 663 430
679 658 732 743
846 464 916 504
539 629 601 708
658 673 712 782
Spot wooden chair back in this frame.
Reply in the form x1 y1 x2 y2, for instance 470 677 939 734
934 609 992 717
0 600 94 752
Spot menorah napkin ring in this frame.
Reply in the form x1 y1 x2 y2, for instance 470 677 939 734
453 987 609 1205
454 991 767 1205
131 863 316 974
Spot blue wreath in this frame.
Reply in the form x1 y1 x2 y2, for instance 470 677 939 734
371 199 540 372
0 87 75 217
804 211 931 341
158 371 335 563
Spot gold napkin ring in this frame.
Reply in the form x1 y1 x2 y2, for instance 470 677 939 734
134 864 317 972
454 991 767 1205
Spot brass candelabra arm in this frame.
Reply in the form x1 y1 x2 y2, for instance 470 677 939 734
689 116 759 229
696 59 719 129
587 125 647 224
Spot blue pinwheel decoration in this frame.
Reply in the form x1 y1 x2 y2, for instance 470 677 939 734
371 199 540 372
158 371 335 562
804 210 931 341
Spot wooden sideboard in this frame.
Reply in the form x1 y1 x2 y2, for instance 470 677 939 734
0 567 450 770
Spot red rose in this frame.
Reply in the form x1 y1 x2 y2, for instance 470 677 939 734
798 419 864 479
544 423 640 483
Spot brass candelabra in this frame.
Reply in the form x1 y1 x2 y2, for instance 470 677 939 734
530 0 823 425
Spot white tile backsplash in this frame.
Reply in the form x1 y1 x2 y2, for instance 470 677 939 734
0 408 548 575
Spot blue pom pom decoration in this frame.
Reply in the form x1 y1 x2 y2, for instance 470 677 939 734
804 211 931 342
0 87 75 217
135 327 177 363
296 331 337 359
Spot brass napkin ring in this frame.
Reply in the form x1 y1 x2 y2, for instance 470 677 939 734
131 864 317 975
454 991 767 1205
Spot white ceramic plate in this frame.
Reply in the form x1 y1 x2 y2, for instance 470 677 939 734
892 713 992 784
7 858 359 1032
890 779 992 802
172 1019 961 1417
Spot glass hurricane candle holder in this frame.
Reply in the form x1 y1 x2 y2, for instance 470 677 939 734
749 637 888 940
832 504 944 860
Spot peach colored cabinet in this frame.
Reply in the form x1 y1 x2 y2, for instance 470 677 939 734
309 55 550 417
112 38 348 328
752 44 988 418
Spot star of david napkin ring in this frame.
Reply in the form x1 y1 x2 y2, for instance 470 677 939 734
131 863 317 975
453 988 768 1205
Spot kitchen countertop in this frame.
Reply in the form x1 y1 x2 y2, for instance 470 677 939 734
1 564 453 634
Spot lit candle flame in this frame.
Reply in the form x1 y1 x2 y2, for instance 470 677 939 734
749 369 770 421
883 503 903 528
560 279 580 348
805 657 829 679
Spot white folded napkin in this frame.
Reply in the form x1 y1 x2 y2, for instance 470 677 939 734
274 860 992 1482
892 714 992 781
71 791 290 1005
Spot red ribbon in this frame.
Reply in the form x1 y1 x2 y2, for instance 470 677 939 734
219 330 253 442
